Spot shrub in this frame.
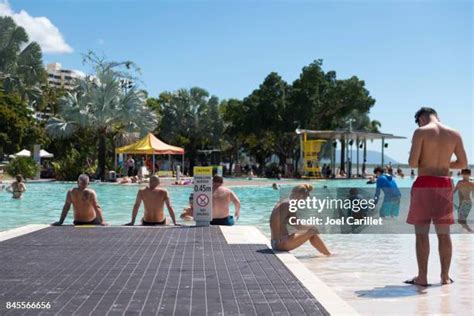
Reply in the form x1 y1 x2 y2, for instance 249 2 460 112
5 156 40 179
51 149 96 181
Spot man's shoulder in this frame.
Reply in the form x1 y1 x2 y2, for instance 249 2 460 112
84 188 96 195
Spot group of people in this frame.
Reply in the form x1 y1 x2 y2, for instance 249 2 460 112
2 107 472 289
269 107 472 288
52 174 241 228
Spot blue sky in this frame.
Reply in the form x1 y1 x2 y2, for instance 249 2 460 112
4 0 473 163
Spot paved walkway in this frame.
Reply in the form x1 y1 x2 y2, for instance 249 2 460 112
0 226 329 316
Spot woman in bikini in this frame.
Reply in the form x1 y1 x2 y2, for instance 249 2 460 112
7 175 26 199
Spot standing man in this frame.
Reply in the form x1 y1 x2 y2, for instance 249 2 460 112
373 166 401 218
53 174 106 226
211 175 240 225
406 107 467 286
126 155 135 177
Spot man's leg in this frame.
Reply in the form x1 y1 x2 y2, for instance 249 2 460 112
435 224 452 284
414 224 430 284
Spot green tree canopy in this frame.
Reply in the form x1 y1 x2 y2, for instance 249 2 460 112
0 90 45 156
0 16 46 107
157 87 224 170
45 52 158 179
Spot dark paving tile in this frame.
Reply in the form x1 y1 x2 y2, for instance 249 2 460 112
0 227 329 315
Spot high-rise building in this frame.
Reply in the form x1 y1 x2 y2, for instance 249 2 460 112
45 63 84 90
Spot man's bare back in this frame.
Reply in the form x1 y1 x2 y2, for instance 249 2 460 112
53 174 105 226
127 175 177 225
409 121 467 176
140 187 168 222
212 176 240 220
213 186 234 218
69 188 99 222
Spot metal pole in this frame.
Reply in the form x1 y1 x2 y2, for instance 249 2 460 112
182 154 184 175
381 137 385 167
152 154 155 175
356 137 359 176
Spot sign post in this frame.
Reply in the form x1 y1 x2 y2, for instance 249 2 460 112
193 166 213 226
33 144 41 180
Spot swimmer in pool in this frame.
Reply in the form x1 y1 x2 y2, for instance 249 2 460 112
6 175 26 199
180 193 194 220
269 184 330 255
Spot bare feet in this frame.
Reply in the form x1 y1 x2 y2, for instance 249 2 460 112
441 275 454 285
404 276 430 286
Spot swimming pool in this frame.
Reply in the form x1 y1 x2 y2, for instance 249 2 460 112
1 177 472 315
0 177 416 232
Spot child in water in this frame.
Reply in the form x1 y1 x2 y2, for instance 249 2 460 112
453 169 474 232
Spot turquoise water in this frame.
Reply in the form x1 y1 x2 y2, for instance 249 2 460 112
0 178 416 232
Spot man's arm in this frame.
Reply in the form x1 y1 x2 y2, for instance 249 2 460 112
126 190 142 225
408 129 423 168
53 191 72 226
450 133 468 169
164 191 178 225
90 191 105 225
230 190 241 220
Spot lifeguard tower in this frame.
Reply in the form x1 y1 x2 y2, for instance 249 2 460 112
302 134 326 178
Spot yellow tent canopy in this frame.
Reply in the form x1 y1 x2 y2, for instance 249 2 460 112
115 133 184 155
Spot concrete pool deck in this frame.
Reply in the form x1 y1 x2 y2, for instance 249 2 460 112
0 225 357 316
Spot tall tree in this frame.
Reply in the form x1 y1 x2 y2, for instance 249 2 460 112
158 87 223 172
0 90 45 156
0 16 46 107
45 52 158 180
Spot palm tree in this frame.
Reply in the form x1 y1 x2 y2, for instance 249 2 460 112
45 54 158 180
0 16 45 106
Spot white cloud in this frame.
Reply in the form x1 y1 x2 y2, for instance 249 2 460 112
0 1 73 54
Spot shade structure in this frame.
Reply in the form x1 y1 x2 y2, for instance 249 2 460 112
10 149 31 158
40 149 54 158
115 133 184 155
9 149 54 158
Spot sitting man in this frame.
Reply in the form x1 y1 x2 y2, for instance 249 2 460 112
211 175 240 225
53 174 105 226
125 175 178 226
269 184 330 255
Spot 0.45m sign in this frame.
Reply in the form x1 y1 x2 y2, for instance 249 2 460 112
193 167 213 226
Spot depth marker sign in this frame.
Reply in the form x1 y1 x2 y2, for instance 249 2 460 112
193 167 213 226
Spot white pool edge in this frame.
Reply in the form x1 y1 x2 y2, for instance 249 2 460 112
0 224 49 242
220 225 359 316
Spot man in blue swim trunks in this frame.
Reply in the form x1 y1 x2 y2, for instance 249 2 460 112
373 166 401 218
210 176 240 225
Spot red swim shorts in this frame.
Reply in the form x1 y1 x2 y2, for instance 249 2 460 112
407 176 454 225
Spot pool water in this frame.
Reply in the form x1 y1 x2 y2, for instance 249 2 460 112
0 178 416 232
1 177 472 315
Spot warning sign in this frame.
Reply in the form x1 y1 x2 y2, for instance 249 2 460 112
193 166 213 226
